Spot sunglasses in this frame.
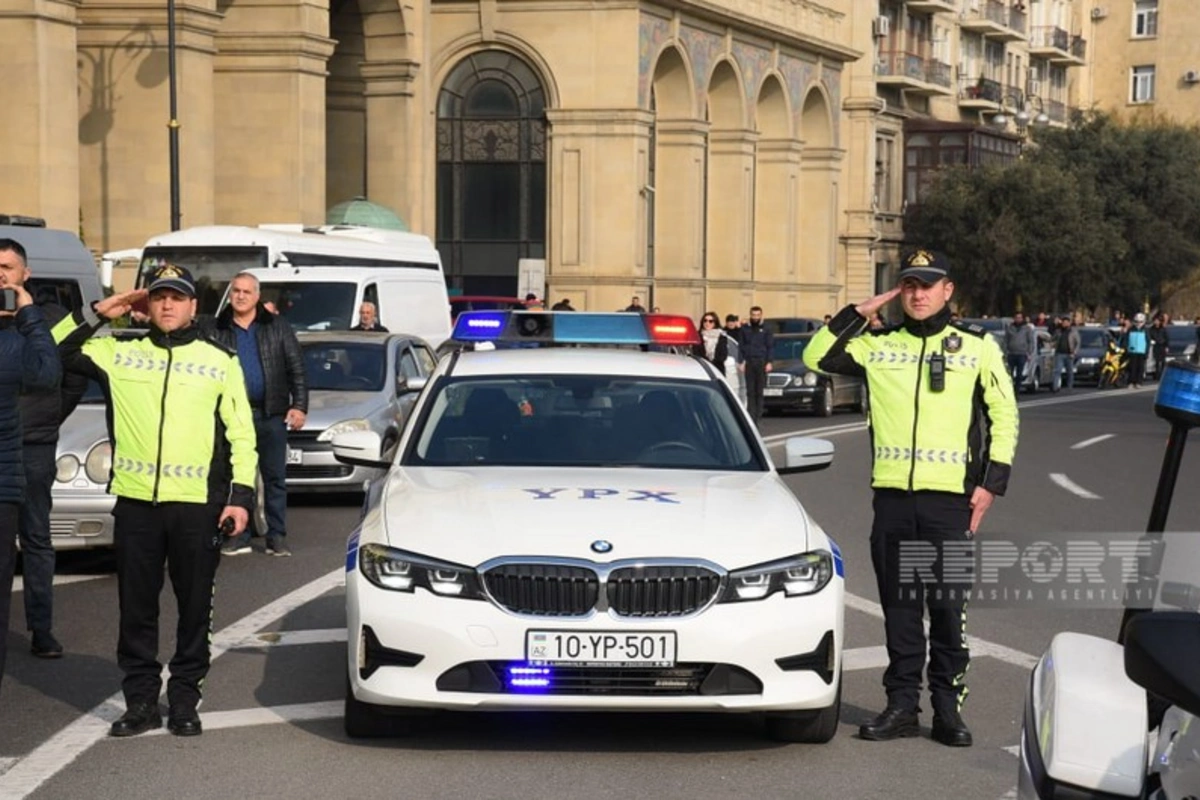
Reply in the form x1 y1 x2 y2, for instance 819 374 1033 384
702 317 717 323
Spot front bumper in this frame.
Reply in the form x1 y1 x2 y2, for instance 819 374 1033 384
763 385 822 411
47 493 115 549
346 571 844 712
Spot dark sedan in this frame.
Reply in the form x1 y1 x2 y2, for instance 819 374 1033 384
1065 326 1114 387
762 333 866 417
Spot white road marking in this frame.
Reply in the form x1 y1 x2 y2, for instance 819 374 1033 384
227 628 347 649
0 758 18 777
0 568 345 799
1049 472 1102 500
845 593 1039 670
141 701 344 735
762 420 867 443
1071 434 1115 450
12 574 108 593
1004 744 1021 757
842 645 890 671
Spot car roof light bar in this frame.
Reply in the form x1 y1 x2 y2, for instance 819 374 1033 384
450 311 700 346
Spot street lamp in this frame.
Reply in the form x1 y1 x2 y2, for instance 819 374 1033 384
992 92 1050 131
167 0 181 231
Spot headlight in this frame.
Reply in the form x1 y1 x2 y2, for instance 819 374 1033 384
1186 344 1196 357
358 544 484 599
85 441 112 483
55 454 80 483
719 551 834 602
802 372 818 387
317 418 371 442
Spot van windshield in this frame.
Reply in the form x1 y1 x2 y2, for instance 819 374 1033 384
140 247 269 315
258 282 358 331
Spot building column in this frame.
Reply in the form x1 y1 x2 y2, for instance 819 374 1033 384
77 1 221 250
361 60 420 230
3 0 80 233
840 97 884 305
706 130 757 283
213 0 334 226
543 108 654 312
798 146 845 314
652 120 708 280
753 139 802 285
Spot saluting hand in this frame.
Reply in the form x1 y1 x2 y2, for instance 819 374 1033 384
855 287 901 320
95 289 149 320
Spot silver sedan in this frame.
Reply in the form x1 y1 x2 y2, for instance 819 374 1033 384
49 382 114 550
286 331 437 492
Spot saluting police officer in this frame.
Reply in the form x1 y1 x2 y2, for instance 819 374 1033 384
804 250 1018 748
53 265 257 738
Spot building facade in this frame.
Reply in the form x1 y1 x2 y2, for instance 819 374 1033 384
4 0 891 320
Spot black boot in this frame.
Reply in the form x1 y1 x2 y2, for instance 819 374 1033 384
167 705 203 737
931 709 973 747
110 703 162 737
859 705 920 741
30 630 63 658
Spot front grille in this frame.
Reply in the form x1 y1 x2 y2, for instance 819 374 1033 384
767 373 791 388
492 663 714 695
606 565 722 617
286 465 353 480
50 520 76 536
482 564 599 616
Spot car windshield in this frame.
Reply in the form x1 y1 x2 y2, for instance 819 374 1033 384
1078 328 1111 348
771 337 809 362
408 376 762 470
302 342 386 392
140 247 268 316
1165 326 1197 346
258 282 358 331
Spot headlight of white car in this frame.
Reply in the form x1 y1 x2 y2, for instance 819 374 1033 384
317 418 371 442
719 551 834 602
55 454 80 483
85 441 113 483
359 544 485 599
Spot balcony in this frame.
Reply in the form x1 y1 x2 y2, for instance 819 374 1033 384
877 51 955 95
1029 26 1085 65
958 76 1003 109
905 0 958 13
1046 98 1067 124
960 1 1027 41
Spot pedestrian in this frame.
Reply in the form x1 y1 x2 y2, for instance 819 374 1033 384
736 306 774 423
624 296 647 313
1148 314 1168 380
1053 316 1080 391
723 314 746 406
804 248 1018 748
10 242 88 659
53 265 258 737
1002 312 1037 391
1125 312 1149 388
207 272 307 557
692 312 729 374
351 301 388 332
0 244 61 696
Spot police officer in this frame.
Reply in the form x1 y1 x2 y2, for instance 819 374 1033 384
804 250 1018 747
53 265 257 738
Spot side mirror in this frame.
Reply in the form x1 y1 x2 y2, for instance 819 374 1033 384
397 375 429 396
777 436 834 475
1124 611 1200 718
331 430 390 469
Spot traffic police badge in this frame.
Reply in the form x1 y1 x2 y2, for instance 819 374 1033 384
944 333 962 353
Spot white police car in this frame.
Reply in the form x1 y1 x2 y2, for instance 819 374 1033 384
333 311 845 742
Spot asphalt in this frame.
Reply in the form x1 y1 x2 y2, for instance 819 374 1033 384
2 383 1191 800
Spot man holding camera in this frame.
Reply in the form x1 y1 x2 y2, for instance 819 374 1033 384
53 265 257 737
0 240 61 694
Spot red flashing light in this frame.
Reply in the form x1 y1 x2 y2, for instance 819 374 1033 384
645 314 701 346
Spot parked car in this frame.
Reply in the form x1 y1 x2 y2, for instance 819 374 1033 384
287 331 437 492
764 333 866 417
48 380 114 550
1063 326 1113 387
1146 323 1199 378
961 318 1052 392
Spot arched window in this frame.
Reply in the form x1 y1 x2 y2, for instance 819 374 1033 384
437 50 547 296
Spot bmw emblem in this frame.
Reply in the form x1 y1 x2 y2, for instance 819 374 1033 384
590 540 613 554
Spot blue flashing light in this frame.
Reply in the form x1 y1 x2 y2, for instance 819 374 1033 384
452 311 509 341
506 664 552 692
553 313 652 343
1155 361 1200 427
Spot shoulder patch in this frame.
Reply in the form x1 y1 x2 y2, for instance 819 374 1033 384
952 321 988 338
200 330 238 357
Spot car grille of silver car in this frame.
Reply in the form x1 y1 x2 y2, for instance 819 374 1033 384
480 563 722 618
767 373 791 388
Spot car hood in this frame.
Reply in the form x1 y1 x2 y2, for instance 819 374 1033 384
372 467 817 568
771 358 808 375
301 391 386 430
57 404 109 457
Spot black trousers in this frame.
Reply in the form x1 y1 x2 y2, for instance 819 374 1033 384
18 443 56 632
744 359 768 421
113 498 222 710
870 489 973 716
0 502 17 696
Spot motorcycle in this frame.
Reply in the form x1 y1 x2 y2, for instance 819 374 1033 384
1098 339 1129 389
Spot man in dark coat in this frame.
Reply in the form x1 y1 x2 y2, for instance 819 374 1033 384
0 238 62 694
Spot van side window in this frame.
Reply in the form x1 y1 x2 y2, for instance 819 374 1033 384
363 283 380 316
25 278 84 313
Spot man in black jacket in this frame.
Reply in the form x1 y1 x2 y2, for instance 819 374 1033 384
736 305 774 423
207 272 307 556
12 248 88 658
0 239 61 694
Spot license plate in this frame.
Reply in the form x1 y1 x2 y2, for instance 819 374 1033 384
526 630 677 667
764 388 784 396
286 448 303 465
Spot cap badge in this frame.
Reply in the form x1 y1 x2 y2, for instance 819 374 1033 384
909 250 933 267
156 265 184 279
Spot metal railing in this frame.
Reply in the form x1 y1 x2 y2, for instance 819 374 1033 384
878 52 953 88
1046 98 1067 123
959 75 1004 103
1031 25 1070 51
1008 5 1027 35
1069 35 1087 60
